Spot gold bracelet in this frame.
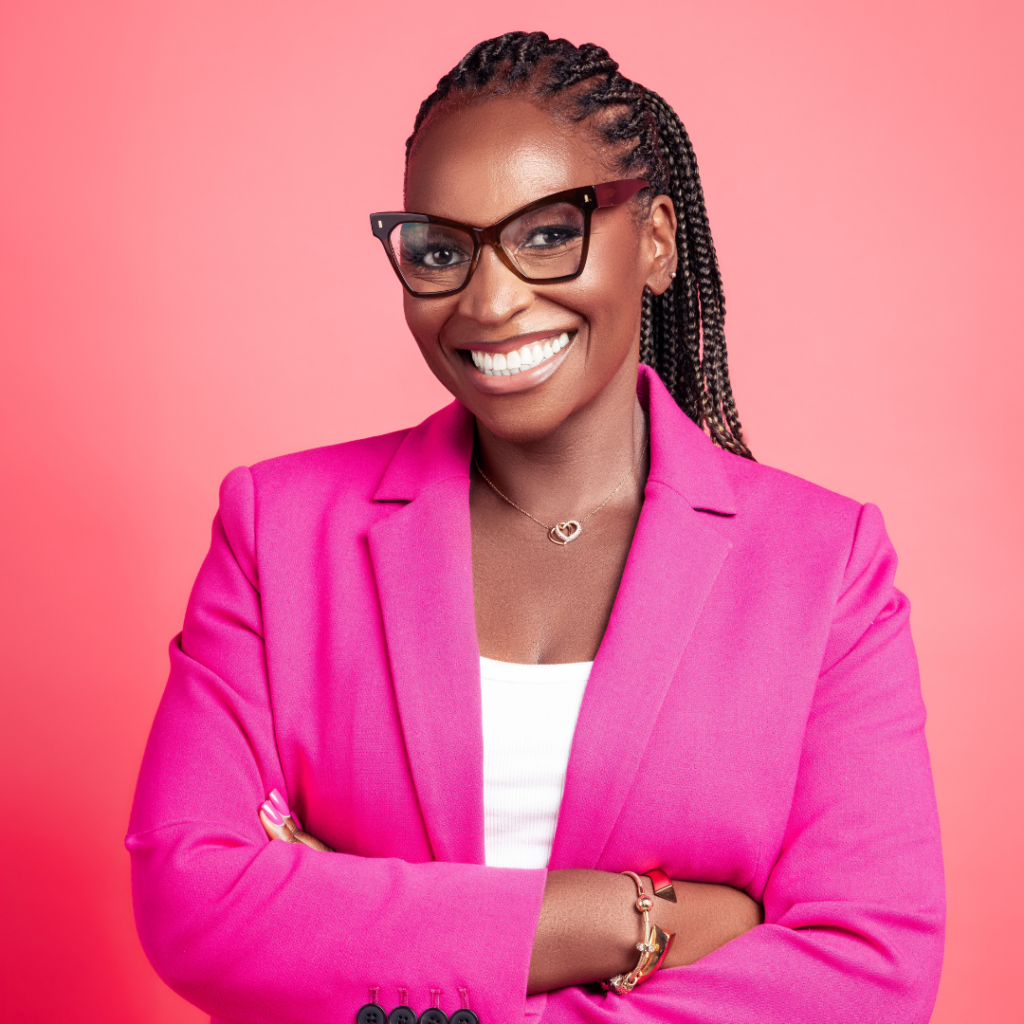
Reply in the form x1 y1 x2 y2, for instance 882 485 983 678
602 871 675 994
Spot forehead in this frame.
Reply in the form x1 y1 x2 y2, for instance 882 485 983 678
404 94 608 225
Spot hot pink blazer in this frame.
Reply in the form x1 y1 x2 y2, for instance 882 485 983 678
127 366 944 1024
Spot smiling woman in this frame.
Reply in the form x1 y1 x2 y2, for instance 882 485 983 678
127 30 944 1024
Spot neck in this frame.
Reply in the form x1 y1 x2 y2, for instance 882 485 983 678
473 366 648 522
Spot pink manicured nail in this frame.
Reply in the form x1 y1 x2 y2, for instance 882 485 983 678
261 801 284 826
269 789 290 815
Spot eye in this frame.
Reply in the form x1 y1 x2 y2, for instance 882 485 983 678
420 246 468 268
399 240 472 272
520 224 581 250
395 223 474 274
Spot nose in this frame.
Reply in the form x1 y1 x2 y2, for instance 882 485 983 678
455 242 533 326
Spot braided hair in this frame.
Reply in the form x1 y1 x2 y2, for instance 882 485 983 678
405 31 752 459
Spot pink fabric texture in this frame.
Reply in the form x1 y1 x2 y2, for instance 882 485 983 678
127 366 944 1023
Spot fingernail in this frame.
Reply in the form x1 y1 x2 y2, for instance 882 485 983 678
269 789 290 815
261 801 284 826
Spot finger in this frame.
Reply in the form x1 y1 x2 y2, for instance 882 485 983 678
293 830 334 853
263 790 329 849
259 802 299 843
268 789 303 834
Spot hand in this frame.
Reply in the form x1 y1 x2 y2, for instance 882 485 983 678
654 878 763 967
258 789 334 851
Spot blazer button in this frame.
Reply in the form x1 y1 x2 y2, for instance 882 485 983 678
418 1011 448 1024
450 1011 480 1024
388 1006 417 1024
356 1006 386 1024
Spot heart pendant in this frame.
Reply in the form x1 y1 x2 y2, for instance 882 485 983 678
548 520 582 545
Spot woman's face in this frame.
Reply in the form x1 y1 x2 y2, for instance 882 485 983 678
402 94 676 444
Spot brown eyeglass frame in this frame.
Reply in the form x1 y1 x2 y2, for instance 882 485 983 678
369 178 650 297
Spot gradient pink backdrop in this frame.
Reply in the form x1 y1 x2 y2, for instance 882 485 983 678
1 1 1021 1020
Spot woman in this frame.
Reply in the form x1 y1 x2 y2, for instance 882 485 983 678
127 32 944 1024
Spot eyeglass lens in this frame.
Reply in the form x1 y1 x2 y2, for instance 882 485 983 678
390 201 586 294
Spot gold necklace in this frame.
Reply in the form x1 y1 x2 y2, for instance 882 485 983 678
473 433 649 546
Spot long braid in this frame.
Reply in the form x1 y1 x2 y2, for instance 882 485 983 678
639 289 655 366
407 31 752 459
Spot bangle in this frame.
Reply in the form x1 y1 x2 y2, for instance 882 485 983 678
602 871 675 994
644 866 677 902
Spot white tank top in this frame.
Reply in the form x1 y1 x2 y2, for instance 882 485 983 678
480 656 593 869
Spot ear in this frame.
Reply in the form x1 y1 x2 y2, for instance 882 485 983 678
642 194 678 296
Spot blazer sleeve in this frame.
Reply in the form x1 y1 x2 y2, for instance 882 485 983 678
126 466 547 1024
534 502 945 1024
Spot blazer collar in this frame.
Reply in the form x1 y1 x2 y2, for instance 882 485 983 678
639 364 737 517
368 366 738 867
374 365 736 516
373 399 474 503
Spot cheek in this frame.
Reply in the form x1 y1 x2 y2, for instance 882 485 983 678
573 252 645 339
403 293 448 349
579 233 645 306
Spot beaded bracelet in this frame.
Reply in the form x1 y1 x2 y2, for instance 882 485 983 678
602 870 676 994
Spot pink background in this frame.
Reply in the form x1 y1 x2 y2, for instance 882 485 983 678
1 1 1021 1021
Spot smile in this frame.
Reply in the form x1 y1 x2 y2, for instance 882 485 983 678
468 332 571 376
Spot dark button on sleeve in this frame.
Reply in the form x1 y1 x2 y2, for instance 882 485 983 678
449 1011 480 1024
418 1010 448 1024
388 1006 417 1024
356 1005 387 1024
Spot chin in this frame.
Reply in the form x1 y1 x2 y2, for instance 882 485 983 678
472 407 565 445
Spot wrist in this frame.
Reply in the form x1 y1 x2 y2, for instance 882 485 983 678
602 870 676 994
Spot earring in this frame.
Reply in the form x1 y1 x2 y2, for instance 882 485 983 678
670 271 676 279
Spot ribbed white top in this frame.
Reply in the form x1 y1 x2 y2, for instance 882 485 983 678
480 656 593 870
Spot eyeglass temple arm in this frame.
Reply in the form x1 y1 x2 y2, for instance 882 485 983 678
594 179 650 208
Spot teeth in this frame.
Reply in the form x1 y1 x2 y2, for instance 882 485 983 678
468 333 572 378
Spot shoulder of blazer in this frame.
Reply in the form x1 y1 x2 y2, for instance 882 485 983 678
640 365 867 563
639 365 861 519
244 398 473 509
715 441 864 521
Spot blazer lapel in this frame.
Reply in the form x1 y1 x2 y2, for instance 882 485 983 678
549 368 738 870
368 402 485 865
367 369 739 871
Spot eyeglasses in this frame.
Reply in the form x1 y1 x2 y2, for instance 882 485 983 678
369 179 650 298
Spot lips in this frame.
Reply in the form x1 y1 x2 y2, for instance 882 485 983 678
465 332 571 377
